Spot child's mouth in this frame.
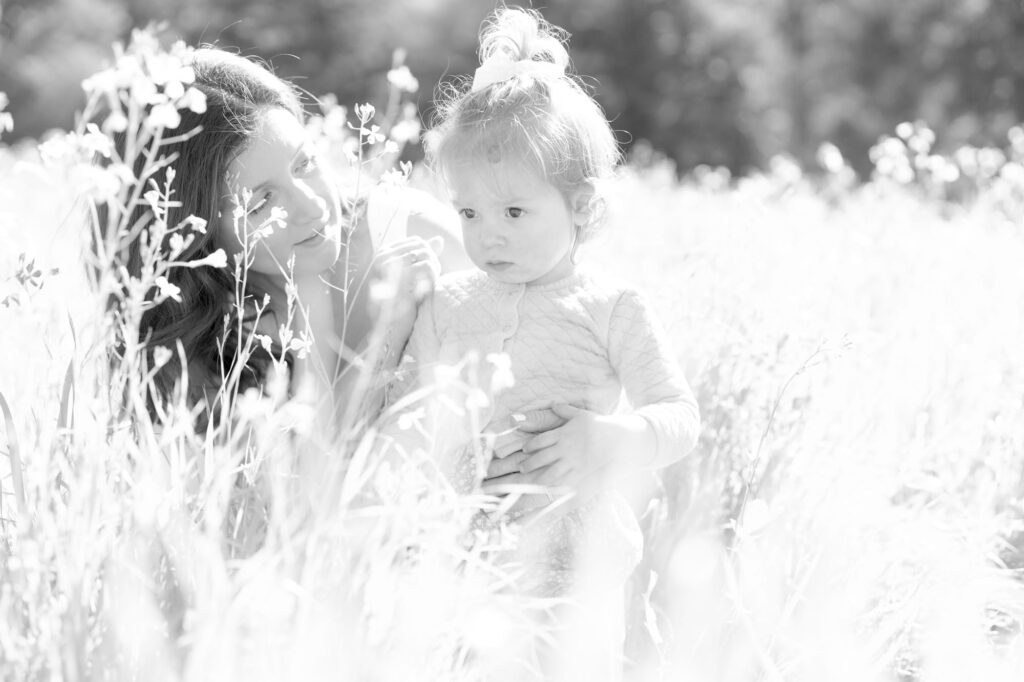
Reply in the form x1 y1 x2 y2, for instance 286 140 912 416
486 261 513 271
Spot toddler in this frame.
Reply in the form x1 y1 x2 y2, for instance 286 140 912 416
389 6 700 677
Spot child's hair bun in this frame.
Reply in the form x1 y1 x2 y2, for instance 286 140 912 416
479 6 570 73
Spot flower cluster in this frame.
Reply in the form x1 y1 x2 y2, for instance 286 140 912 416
869 120 1024 218
304 48 422 192
81 27 207 135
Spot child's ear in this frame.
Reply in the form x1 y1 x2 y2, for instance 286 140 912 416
569 180 597 226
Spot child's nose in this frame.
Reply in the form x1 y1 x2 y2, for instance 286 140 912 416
479 219 507 247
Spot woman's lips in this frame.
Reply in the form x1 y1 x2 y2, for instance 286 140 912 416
296 231 326 247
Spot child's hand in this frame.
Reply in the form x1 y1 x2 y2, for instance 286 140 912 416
371 236 442 336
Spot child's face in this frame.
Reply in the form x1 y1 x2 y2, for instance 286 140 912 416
218 108 341 282
447 160 581 286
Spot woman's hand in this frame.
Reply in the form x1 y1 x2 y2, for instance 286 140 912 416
482 405 656 499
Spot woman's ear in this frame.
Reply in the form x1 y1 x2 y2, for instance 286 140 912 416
569 180 597 227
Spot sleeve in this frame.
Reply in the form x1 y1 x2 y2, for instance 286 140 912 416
373 292 442 469
385 291 441 407
607 289 700 469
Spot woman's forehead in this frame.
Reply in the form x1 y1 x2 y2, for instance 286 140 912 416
224 108 305 191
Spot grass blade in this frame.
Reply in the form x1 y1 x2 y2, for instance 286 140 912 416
0 390 27 517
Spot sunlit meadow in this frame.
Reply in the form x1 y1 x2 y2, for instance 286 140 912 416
2 32 1024 681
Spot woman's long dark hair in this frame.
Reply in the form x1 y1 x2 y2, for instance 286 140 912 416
103 49 304 421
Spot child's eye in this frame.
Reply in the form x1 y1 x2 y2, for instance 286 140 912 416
458 208 477 220
505 207 524 218
247 192 272 216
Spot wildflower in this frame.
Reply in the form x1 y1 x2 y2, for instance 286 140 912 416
354 103 375 123
360 123 386 145
70 164 125 203
103 110 128 134
82 68 118 98
146 102 181 130
254 334 273 353
182 215 207 234
379 166 409 188
486 352 514 392
154 276 182 302
168 232 185 255
397 406 426 430
390 107 421 145
143 189 163 214
130 75 160 107
235 387 275 423
387 65 419 94
38 132 74 166
267 205 287 228
288 330 313 359
182 248 227 269
152 345 173 368
180 86 207 114
816 143 845 174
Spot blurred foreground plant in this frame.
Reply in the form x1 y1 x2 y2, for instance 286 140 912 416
0 26 546 682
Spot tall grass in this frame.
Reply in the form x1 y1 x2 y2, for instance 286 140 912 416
3 30 1024 681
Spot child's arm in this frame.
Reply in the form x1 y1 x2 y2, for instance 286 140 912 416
605 288 700 468
506 289 698 489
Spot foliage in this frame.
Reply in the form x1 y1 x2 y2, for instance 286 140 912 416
3 0 1024 176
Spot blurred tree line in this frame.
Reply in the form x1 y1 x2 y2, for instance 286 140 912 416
2 0 1023 177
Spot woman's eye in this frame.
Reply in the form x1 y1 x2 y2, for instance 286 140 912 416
296 154 318 175
505 207 524 218
458 208 477 220
247 192 271 216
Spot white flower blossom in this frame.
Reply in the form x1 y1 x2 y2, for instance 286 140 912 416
146 102 181 130
154 276 181 302
183 248 227 269
152 345 173 368
386 65 419 94
180 87 207 114
183 215 207 233
103 110 128 134
168 233 185 255
255 334 273 353
486 352 515 392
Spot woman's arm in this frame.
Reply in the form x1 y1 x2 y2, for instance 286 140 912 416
483 289 699 496
328 196 443 427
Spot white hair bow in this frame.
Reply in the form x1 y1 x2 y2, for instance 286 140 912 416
471 55 563 93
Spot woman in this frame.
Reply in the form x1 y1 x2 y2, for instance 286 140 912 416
108 47 454 435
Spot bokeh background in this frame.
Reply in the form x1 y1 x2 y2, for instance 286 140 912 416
4 2 1024 680
3 0 1024 176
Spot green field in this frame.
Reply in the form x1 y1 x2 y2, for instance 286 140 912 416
3 58 1024 681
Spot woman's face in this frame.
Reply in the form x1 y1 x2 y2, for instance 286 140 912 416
218 107 341 281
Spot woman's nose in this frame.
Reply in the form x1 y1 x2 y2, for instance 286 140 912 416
290 180 329 225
